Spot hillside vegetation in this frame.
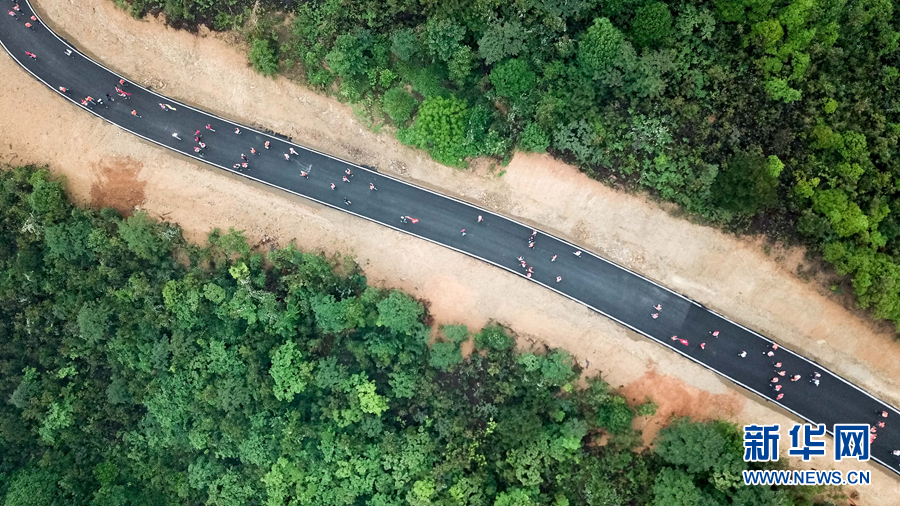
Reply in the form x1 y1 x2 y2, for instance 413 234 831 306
0 166 829 505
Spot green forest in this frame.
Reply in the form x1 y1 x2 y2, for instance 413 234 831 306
119 0 900 331
0 166 836 505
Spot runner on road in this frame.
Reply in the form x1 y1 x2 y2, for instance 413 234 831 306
235 128 241 135
25 51 36 59
574 250 582 257
369 183 377 191
651 313 658 319
331 183 336 190
290 148 298 155
58 86 68 93
342 176 349 183
284 153 290 161
344 198 352 206
739 351 747 358
461 229 466 236
556 276 562 283
478 215 483 223
551 255 557 262
171 133 181 141
131 110 141 118
206 124 215 132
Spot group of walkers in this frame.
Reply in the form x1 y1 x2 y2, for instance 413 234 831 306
8 3 38 32
656 306 833 408
510 229 573 283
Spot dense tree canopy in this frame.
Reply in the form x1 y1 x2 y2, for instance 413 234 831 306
0 167 823 505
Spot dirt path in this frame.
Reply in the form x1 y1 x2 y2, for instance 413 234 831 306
1 0 899 501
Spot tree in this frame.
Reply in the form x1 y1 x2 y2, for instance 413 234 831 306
391 28 420 61
428 341 463 371
382 87 418 124
376 290 424 335
478 21 528 65
540 350 576 386
399 95 470 166
577 18 625 79
270 340 312 402
490 59 536 99
326 32 370 80
631 3 673 48
812 189 869 237
474 324 511 351
651 468 702 506
118 211 168 260
27 169 67 222
518 123 550 153
3 467 65 506
711 151 780 216
249 38 279 76
655 420 744 477
440 324 470 344
424 18 466 62
448 46 474 86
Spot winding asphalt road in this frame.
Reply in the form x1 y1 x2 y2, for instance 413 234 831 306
4 0 900 477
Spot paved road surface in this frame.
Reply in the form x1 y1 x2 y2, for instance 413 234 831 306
3 0 900 477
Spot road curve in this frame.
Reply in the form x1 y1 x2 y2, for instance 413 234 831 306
3 0 900 477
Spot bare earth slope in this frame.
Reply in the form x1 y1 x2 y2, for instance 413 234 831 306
1 0 898 501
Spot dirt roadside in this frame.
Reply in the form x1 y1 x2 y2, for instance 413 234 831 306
1 0 898 501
